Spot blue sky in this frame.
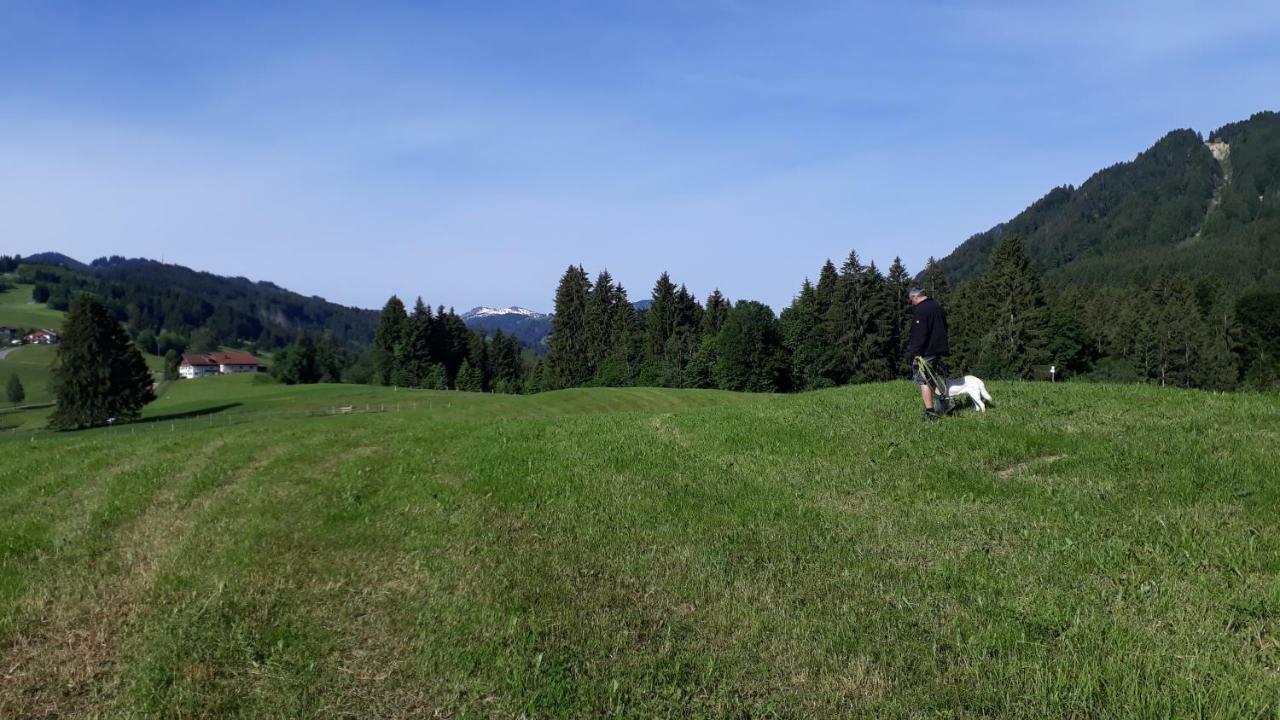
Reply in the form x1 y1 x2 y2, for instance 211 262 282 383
3 2 1279 312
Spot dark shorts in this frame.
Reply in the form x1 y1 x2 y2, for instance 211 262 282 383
912 356 946 386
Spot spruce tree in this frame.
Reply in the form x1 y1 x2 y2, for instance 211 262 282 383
456 359 483 392
641 272 679 385
702 289 731 336
49 295 156 429
373 295 408 385
596 282 638 386
488 330 523 389
918 257 951 305
884 257 913 374
714 301 788 392
6 373 23 405
954 236 1051 378
780 279 829 390
545 265 593 389
393 299 434 387
586 270 616 375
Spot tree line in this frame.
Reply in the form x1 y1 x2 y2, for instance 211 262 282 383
353 297 524 392
534 236 1279 393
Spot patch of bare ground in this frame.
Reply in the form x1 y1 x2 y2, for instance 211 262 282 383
996 454 1067 479
0 437 295 718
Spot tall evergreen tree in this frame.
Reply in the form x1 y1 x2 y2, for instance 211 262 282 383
49 295 156 429
918 257 951 305
372 295 408 385
702 289 731 336
715 301 788 392
6 373 24 405
884 257 913 374
952 236 1051 378
645 272 678 362
456 359 483 392
393 299 434 387
780 279 829 390
586 270 617 374
545 265 594 389
488 330 523 392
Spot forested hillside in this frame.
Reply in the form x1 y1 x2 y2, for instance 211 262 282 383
11 255 379 351
939 111 1280 290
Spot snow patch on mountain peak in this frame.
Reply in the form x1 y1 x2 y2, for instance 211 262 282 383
462 306 547 320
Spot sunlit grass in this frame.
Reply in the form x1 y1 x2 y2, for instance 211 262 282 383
0 380 1276 716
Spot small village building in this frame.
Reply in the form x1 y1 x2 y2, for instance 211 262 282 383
179 351 261 379
24 329 60 345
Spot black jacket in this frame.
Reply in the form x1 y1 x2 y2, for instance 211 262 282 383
907 297 949 359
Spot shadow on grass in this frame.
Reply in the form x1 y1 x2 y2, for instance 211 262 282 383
140 403 243 423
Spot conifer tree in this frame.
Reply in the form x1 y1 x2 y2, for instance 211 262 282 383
952 236 1051 378
393 299 434 387
884 257 913 374
595 282 638 386
488 330 523 391
546 265 593 389
373 295 408 385
586 270 617 374
456 359 483 392
645 272 678 361
49 295 156 429
780 279 829 389
702 289 730 335
423 363 449 390
714 301 788 392
6 373 23 405
918 257 951 305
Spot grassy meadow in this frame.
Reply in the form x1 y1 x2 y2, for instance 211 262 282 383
1 378 1278 717
0 283 63 330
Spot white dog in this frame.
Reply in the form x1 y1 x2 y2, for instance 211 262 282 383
944 375 994 412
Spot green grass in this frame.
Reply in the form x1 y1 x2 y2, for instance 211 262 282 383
0 283 63 330
0 344 57 407
0 381 1277 717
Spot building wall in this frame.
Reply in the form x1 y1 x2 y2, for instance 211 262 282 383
179 365 220 379
219 364 258 374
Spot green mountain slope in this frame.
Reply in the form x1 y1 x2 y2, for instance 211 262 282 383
939 111 1280 290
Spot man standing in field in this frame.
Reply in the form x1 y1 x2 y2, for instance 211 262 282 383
907 287 949 421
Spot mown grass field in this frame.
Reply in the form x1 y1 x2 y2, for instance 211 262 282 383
1 379 1278 717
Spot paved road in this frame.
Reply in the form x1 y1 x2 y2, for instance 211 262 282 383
0 344 24 361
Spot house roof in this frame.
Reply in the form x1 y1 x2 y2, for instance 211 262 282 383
180 351 261 367
209 351 260 365
180 353 218 366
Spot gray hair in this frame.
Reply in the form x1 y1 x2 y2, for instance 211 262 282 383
908 287 925 298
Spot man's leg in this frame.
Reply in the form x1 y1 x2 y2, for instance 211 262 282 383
919 383 934 411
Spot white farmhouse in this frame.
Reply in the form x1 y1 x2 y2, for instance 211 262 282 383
179 351 261 379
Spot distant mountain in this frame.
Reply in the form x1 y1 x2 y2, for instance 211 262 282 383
936 111 1280 292
461 306 551 351
18 254 379 349
21 252 89 272
632 299 653 311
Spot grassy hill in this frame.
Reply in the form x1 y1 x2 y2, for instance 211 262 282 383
0 283 63 330
0 380 1277 716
